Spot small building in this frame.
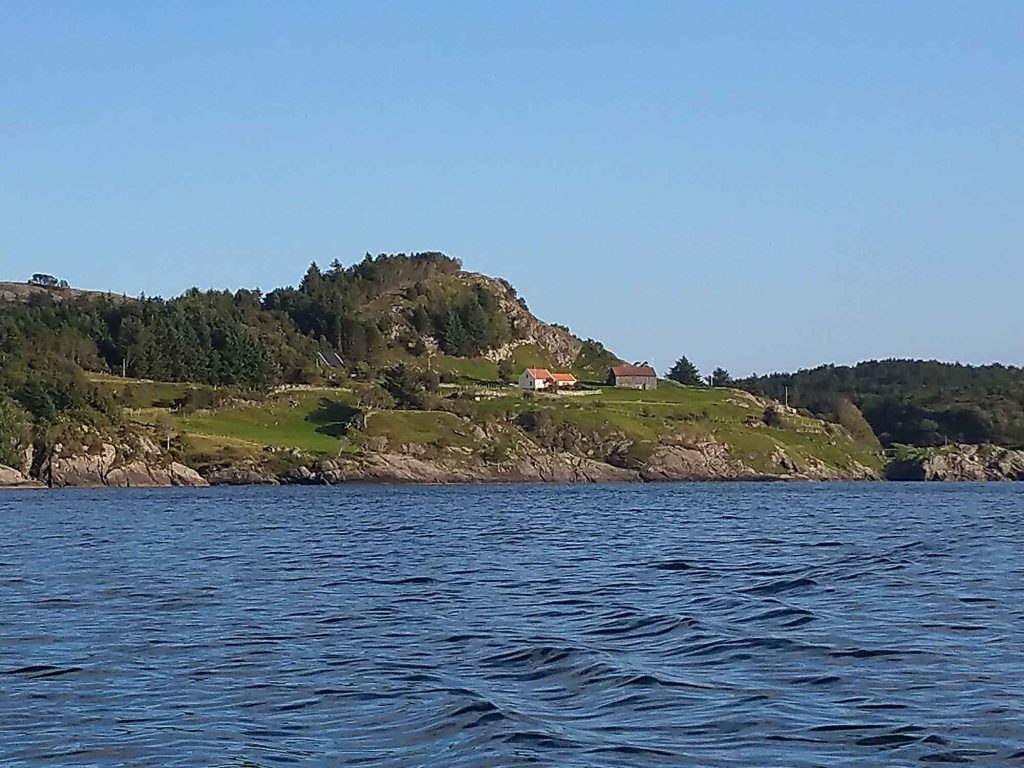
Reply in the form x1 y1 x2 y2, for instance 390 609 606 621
519 368 552 390
518 368 578 391
609 364 657 390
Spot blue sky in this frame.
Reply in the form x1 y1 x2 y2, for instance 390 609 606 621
2 2 1021 376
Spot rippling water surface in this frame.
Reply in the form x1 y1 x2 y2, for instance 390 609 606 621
1 483 1022 766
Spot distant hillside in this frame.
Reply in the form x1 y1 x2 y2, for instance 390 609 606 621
738 360 1024 449
3 252 888 488
0 254 620 386
0 253 622 434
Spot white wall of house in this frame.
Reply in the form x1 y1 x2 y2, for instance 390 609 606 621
518 370 548 390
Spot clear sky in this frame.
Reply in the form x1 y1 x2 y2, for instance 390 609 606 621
3 2 1022 376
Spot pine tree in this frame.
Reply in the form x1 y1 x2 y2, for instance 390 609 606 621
667 356 702 386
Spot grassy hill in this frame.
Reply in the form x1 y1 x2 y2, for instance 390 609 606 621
91 372 882 482
1 253 882 484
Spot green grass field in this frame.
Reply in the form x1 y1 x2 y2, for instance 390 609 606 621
177 390 358 454
433 355 500 382
363 410 478 450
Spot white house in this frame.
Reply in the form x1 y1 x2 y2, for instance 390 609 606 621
519 368 552 390
518 368 578 391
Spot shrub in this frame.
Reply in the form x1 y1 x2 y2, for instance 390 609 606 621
0 395 30 467
763 406 784 428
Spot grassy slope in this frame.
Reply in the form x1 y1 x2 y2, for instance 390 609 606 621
94 375 881 476
90 364 880 475
177 391 356 454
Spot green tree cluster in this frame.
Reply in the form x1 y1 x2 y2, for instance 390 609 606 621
380 363 440 409
738 360 1024 448
667 356 702 386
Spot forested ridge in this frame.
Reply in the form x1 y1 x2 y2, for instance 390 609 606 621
739 361 1024 449
0 252 528 462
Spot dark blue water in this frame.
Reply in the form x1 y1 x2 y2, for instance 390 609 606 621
1 484 1021 767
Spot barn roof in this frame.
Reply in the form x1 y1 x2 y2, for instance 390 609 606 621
611 364 657 378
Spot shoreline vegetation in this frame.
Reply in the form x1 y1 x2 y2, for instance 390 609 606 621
3 255 1023 489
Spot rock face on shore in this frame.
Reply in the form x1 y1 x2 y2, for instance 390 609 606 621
0 464 45 489
201 452 636 485
196 432 879 486
885 444 1024 481
326 452 636 484
37 435 208 488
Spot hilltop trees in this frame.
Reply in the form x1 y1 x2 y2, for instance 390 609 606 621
432 285 510 357
667 356 702 387
1 252 524 411
264 252 508 364
711 367 733 387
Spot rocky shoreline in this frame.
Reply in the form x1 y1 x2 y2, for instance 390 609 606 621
5 439 1024 490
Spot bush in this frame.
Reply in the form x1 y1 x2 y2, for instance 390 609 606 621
0 395 30 467
175 386 222 414
763 406 784 428
381 363 437 409
498 358 516 383
835 397 881 447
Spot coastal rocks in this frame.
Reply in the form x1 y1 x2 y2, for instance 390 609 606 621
640 442 751 481
281 451 637 485
797 455 878 481
638 440 879 482
106 461 208 488
0 464 44 489
497 453 636 483
205 467 280 485
325 453 478 483
40 439 208 488
43 443 117 487
886 444 1024 481
283 465 321 484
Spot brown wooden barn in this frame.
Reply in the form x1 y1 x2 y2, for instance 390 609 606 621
608 364 657 390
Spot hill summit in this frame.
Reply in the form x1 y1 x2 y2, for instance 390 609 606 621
0 252 619 388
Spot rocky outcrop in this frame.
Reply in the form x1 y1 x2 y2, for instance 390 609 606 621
886 444 1024 481
105 461 207 488
627 438 878 482
205 467 280 486
301 452 636 484
0 464 44 489
467 274 584 368
39 435 208 488
640 442 755 481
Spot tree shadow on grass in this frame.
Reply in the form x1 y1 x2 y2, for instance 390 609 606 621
307 398 360 438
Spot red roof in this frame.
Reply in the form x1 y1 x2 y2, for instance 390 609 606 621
525 368 551 378
550 372 577 382
611 365 657 378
